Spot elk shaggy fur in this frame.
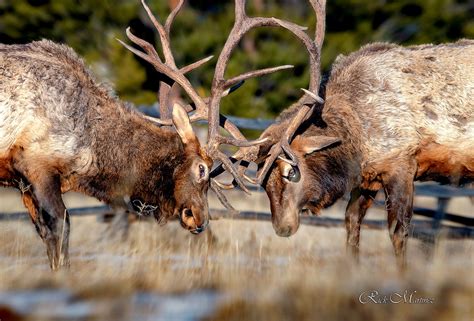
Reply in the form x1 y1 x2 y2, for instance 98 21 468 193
0 40 212 269
259 39 474 266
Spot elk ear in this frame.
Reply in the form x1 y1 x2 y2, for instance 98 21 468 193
172 103 197 145
292 135 341 155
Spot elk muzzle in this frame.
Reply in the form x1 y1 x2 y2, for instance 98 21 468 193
271 205 300 237
179 206 209 234
265 165 302 237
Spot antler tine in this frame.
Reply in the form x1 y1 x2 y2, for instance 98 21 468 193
140 0 180 121
224 65 294 90
157 0 187 121
210 180 237 212
180 55 215 74
308 0 326 93
119 35 206 110
141 0 176 66
310 0 326 51
165 0 185 35
126 27 161 62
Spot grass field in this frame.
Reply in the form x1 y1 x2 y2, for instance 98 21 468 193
0 188 472 321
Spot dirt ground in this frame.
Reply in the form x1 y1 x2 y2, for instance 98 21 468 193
0 187 472 321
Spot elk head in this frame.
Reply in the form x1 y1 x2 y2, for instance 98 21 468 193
262 135 341 236
122 102 211 234
169 104 213 234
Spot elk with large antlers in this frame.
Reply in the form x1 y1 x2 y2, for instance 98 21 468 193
222 2 473 267
0 38 215 269
0 0 319 270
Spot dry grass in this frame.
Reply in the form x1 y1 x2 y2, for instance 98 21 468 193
0 188 472 321
0 217 472 321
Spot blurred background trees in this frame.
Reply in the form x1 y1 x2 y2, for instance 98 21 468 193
1 0 473 118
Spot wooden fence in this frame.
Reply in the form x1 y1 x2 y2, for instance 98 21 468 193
1 106 473 240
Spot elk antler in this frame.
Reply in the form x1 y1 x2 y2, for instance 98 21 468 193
118 0 211 123
205 0 319 194
210 0 327 187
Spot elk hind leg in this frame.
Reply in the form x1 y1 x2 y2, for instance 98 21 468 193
383 167 416 270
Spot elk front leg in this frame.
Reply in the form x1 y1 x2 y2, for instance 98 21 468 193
21 189 50 241
344 188 378 260
20 174 70 270
383 169 415 269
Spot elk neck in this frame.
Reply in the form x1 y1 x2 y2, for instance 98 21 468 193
299 99 365 211
74 99 185 211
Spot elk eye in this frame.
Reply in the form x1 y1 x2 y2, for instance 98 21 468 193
288 168 295 177
286 166 301 183
198 164 206 179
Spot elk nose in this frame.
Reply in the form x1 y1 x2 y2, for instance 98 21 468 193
194 219 209 234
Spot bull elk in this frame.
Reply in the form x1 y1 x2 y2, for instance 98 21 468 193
222 0 474 267
0 0 301 270
0 38 217 270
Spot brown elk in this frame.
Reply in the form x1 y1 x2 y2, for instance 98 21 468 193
0 0 302 270
222 0 474 266
0 38 218 270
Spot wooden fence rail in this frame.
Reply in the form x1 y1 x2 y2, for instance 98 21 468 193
0 206 472 241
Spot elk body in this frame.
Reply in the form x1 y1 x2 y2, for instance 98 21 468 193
256 40 474 266
0 40 213 269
